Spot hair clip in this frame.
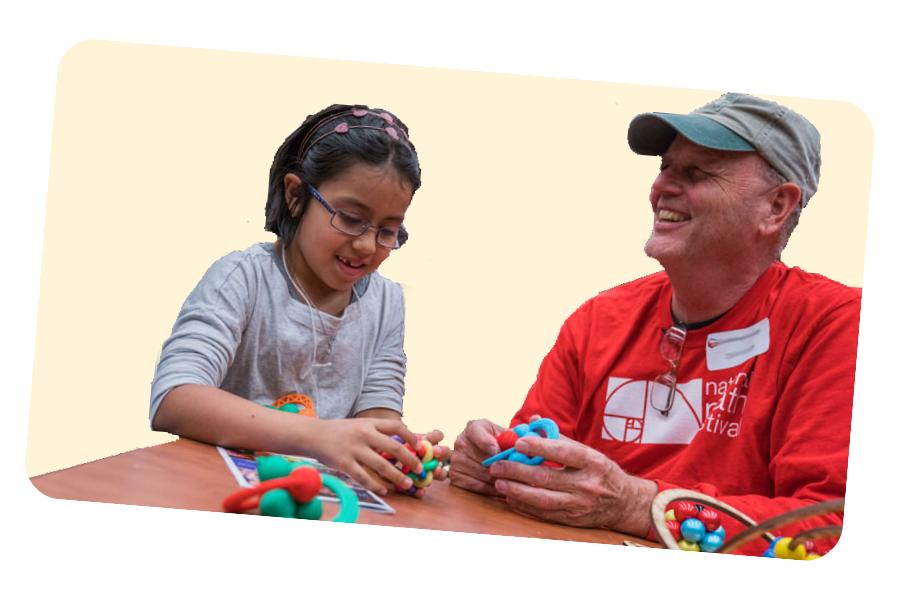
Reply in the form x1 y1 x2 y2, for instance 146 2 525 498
298 107 411 162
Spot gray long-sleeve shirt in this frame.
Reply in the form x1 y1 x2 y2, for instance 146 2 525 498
149 242 406 426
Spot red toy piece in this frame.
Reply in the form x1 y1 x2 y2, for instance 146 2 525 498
496 430 519 451
223 466 321 513
666 518 683 542
380 434 440 495
673 501 698 522
494 431 562 468
698 508 721 532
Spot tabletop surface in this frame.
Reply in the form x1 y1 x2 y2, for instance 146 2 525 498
31 438 656 547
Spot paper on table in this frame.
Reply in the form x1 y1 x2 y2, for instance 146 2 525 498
217 446 396 514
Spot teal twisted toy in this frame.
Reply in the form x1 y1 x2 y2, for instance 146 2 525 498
222 455 359 523
482 418 561 467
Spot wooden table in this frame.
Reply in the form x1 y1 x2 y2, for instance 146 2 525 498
31 438 656 547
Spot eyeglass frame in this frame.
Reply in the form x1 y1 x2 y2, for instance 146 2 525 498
307 183 408 249
650 323 688 416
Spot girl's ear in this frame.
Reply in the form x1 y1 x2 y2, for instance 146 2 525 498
284 173 303 217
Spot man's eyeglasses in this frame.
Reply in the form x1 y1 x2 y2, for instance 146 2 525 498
649 323 688 416
308 184 408 249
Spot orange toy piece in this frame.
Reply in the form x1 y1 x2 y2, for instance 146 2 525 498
273 394 317 417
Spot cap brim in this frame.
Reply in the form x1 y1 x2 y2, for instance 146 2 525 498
628 113 755 155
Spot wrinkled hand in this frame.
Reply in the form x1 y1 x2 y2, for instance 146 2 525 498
314 418 423 496
489 436 658 536
448 419 507 497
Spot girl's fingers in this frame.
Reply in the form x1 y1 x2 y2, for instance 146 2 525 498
376 420 420 451
375 433 423 474
364 451 417 492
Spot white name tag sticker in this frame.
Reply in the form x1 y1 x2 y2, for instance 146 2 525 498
706 318 770 371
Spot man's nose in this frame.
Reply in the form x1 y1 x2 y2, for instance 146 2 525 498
651 170 682 197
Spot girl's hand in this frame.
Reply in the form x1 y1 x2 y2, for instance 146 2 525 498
312 418 423 496
405 429 450 499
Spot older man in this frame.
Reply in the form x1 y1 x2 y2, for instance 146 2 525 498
450 93 858 555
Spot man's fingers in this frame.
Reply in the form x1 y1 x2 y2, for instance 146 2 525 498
449 469 505 497
496 478 572 514
464 419 503 456
514 436 592 469
488 460 569 492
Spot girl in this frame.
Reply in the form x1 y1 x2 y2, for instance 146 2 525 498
150 104 446 497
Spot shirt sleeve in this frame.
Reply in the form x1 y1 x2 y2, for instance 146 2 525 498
511 308 589 438
351 280 407 416
149 255 256 427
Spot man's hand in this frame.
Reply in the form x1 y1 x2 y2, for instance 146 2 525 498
448 419 507 496
488 435 659 536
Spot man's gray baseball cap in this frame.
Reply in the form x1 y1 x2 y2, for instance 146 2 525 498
627 93 821 207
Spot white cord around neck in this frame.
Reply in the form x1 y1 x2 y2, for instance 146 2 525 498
281 245 324 411
280 244 368 418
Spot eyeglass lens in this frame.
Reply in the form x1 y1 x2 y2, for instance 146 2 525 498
651 325 687 415
332 211 400 248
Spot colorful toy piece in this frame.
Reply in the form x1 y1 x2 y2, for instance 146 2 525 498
223 455 359 523
651 489 839 559
662 501 729 553
763 536 820 560
381 434 441 495
266 394 317 417
482 418 561 467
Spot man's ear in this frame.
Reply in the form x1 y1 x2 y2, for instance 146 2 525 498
284 173 303 217
760 182 802 237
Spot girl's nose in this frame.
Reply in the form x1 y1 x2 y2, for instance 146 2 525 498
352 228 378 254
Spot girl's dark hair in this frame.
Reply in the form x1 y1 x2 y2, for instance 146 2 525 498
265 104 421 247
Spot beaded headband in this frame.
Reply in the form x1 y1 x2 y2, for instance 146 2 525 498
297 107 411 164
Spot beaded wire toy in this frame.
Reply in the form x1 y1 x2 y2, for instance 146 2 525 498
650 489 843 559
382 434 440 494
266 394 317 417
482 418 561 467
222 455 359 523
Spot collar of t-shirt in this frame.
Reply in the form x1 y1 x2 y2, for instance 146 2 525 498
671 307 728 331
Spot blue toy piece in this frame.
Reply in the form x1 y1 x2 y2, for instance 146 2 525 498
680 518 707 543
699 531 724 552
482 418 561 467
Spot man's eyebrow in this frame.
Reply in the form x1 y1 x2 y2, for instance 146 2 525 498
661 149 724 166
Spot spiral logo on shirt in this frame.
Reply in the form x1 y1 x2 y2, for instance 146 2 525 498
601 377 704 445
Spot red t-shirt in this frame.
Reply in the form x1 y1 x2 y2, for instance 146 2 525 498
513 262 859 555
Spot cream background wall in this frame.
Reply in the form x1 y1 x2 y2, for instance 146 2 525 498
26 41 871 476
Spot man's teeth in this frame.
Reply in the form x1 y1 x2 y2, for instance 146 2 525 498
658 209 689 222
